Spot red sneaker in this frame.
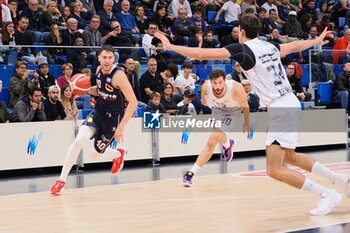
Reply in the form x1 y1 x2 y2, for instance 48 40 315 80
50 179 65 195
111 147 127 174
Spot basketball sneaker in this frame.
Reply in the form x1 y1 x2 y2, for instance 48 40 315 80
50 179 65 195
334 174 350 198
183 171 194 187
309 189 342 216
111 147 127 174
223 139 234 162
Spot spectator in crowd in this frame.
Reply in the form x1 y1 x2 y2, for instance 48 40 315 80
1 21 17 65
288 0 302 11
116 0 140 40
142 22 158 57
226 62 247 82
102 21 139 63
21 0 43 42
171 0 192 18
315 2 331 22
241 0 257 14
1 2 12 24
277 0 294 22
10 86 46 122
124 57 147 108
189 7 207 32
241 79 260 112
316 15 334 36
220 26 239 47
267 28 283 44
0 82 10 123
44 23 66 64
297 0 316 21
97 0 118 36
160 62 179 87
60 84 78 121
41 1 63 32
61 18 83 48
202 30 219 48
188 29 203 48
57 63 91 110
15 16 47 64
8 61 36 109
7 0 18 26
145 91 166 113
80 0 96 16
70 1 92 30
258 7 276 37
139 58 165 103
134 5 148 34
33 61 55 98
177 89 197 115
175 61 195 94
299 13 314 34
282 10 305 39
333 29 350 64
173 8 197 45
160 82 180 114
286 63 312 101
215 0 241 25
269 8 284 30
150 38 185 72
152 4 173 38
261 0 278 17
300 26 324 63
59 6 71 25
43 85 67 121
67 37 88 74
334 62 350 112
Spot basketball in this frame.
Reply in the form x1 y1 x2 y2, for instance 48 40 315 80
70 73 91 96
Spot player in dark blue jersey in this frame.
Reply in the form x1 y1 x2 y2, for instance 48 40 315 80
50 45 138 195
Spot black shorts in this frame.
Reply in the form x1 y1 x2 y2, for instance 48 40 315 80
83 108 123 153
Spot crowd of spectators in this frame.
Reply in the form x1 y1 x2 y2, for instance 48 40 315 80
1 0 350 120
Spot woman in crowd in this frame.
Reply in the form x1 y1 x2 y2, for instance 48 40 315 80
45 24 66 64
60 84 78 121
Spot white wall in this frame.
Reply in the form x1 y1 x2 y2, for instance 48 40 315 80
0 109 347 171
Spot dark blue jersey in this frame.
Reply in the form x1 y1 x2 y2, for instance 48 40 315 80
92 66 126 115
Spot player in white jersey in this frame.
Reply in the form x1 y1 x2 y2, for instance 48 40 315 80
183 69 250 187
155 15 350 215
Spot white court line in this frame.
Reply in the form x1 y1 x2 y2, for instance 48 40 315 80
0 193 313 212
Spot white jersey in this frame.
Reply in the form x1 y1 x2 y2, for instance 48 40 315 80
242 38 293 106
206 80 241 116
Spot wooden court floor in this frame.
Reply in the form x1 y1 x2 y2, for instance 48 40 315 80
1 167 350 233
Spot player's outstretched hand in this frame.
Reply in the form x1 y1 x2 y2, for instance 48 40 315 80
114 126 124 144
154 31 172 50
318 27 333 46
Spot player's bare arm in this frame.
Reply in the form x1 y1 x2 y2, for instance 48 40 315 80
201 81 209 106
280 27 333 57
112 70 138 143
154 32 231 60
233 81 250 133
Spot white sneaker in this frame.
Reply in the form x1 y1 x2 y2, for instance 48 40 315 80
334 174 350 198
310 189 342 216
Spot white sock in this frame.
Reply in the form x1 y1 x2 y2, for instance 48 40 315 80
302 178 331 196
189 163 202 175
223 138 230 149
311 162 336 183
59 126 95 182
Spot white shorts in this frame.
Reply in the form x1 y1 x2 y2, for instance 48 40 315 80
266 94 301 149
212 108 240 133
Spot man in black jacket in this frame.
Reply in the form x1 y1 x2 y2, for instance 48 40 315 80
334 62 350 111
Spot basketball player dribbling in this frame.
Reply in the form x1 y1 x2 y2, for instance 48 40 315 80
183 69 250 187
50 45 138 195
155 15 350 215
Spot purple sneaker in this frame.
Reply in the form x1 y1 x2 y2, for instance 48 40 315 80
183 171 194 187
223 139 234 162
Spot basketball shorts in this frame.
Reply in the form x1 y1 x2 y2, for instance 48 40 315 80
266 94 301 149
83 108 123 153
212 108 240 133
